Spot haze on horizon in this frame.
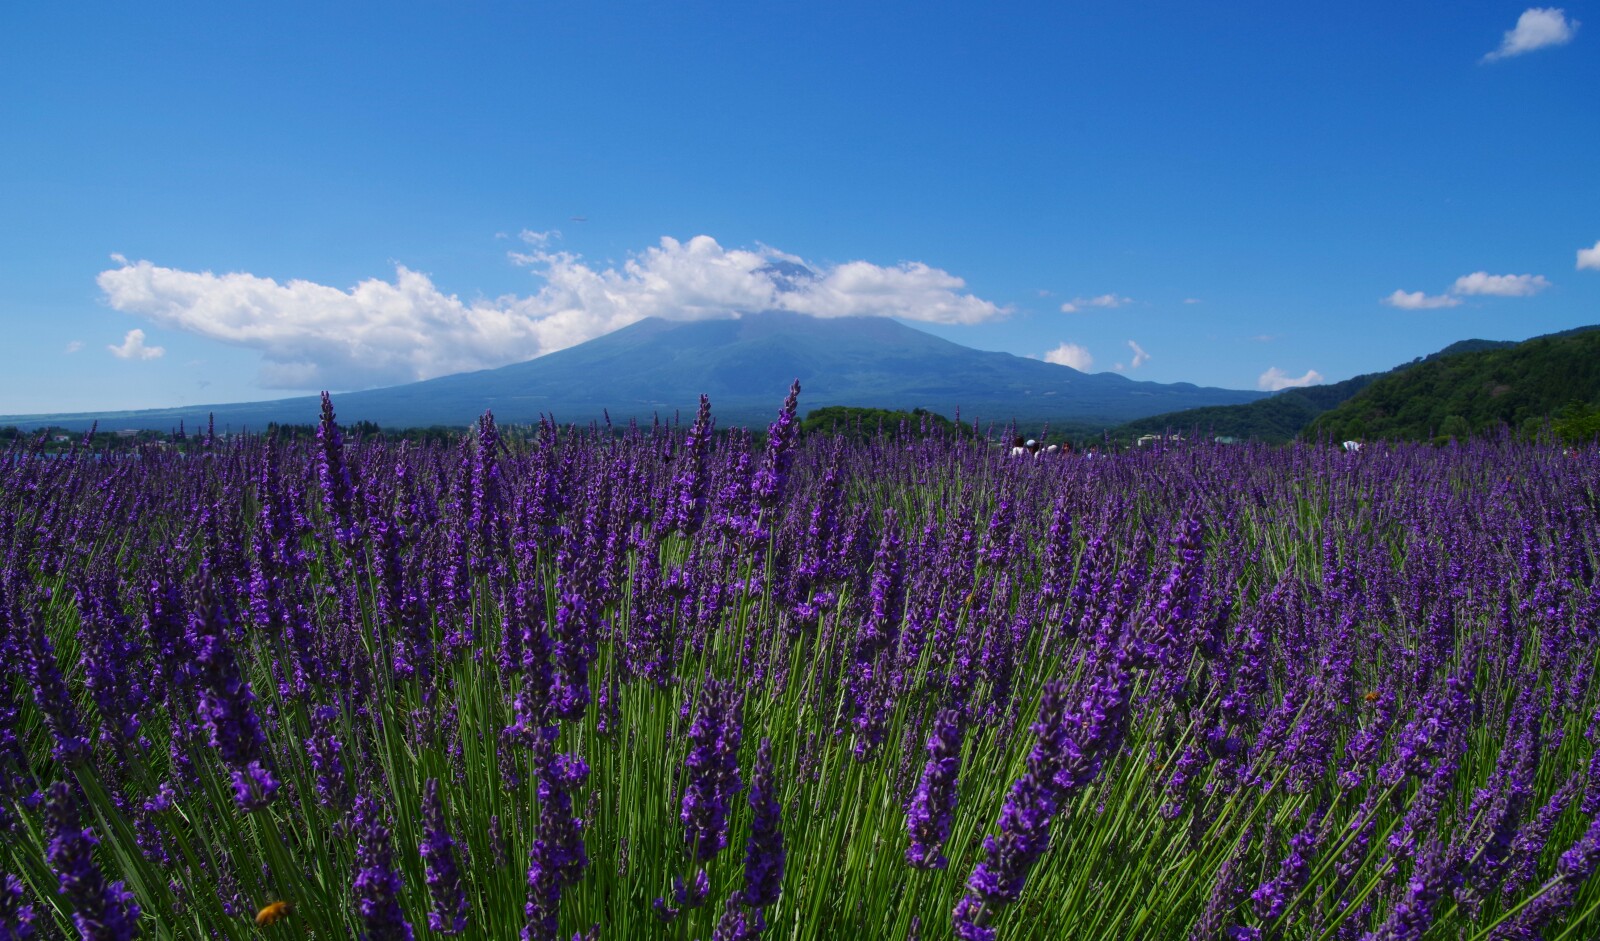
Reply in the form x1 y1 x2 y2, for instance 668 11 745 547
2 2 1596 415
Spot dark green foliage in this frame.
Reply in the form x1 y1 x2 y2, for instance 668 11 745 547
799 406 970 439
1109 373 1381 443
1553 400 1600 444
1308 328 1600 442
1110 325 1600 444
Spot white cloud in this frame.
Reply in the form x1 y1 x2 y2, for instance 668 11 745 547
1383 289 1462 309
1578 240 1600 271
1482 8 1579 62
1127 339 1150 368
1258 367 1324 391
108 328 165 360
1060 294 1131 313
1043 342 1093 371
98 234 1009 390
1183 298 1202 305
64 340 83 354
1451 271 1551 297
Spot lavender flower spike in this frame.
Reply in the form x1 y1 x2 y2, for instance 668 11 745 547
525 731 590 941
192 588 279 811
754 379 802 509
353 795 414 941
0 872 37 940
419 779 468 936
741 738 785 910
1490 813 1600 940
682 679 745 864
907 709 965 870
44 782 141 941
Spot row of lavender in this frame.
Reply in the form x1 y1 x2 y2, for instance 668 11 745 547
1 388 1599 939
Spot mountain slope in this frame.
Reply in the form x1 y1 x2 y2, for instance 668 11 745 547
1108 372 1384 443
1306 327 1600 441
2 312 1266 430
1109 327 1596 443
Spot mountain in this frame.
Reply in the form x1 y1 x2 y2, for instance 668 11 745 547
1108 372 1385 443
1307 326 1600 441
1 312 1265 431
1109 326 1599 443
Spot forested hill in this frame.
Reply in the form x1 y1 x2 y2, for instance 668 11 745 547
1108 327 1598 444
1108 372 1382 443
1307 326 1600 442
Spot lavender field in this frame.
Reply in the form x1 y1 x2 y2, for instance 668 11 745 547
3 388 1599 941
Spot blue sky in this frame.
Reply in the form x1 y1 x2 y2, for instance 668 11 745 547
2 2 1596 414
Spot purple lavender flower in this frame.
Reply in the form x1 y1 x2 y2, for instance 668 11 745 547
1191 829 1253 941
20 608 91 764
754 380 802 510
74 585 148 749
666 395 714 535
419 779 468 936
353 795 413 941
43 782 141 941
191 588 278 811
1039 498 1075 605
0 685 32 802
906 709 965 870
1134 516 1205 667
711 900 766 941
652 869 711 922
1367 841 1460 941
316 391 359 543
550 582 595 721
855 510 906 661
1500 773 1580 905
306 705 350 814
1250 812 1322 922
954 657 1132 938
524 731 589 941
471 410 503 572
963 771 1057 911
0 873 37 940
489 815 508 869
1490 813 1600 939
741 738 785 909
681 679 744 864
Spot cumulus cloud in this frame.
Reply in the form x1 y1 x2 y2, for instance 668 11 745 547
64 340 83 354
1384 272 1552 308
1383 289 1462 310
98 234 1009 390
1578 240 1600 271
1127 340 1150 368
108 329 165 360
1451 271 1551 297
1258 367 1324 391
1060 294 1131 313
1043 342 1093 371
1482 8 1579 62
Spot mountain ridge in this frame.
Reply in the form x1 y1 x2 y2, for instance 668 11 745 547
1108 324 1600 442
1 311 1265 431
